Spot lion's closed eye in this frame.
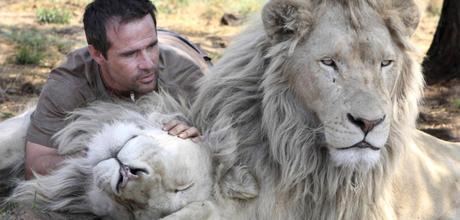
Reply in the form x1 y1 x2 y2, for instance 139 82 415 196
174 182 194 193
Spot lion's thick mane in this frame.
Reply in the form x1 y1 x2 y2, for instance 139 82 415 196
2 92 259 219
4 93 193 219
192 0 459 219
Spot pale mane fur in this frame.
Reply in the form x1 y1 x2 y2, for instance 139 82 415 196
192 0 460 219
4 92 193 219
1 91 259 219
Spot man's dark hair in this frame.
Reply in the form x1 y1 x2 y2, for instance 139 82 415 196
83 0 157 58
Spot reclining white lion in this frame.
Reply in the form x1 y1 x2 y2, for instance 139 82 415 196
192 0 460 219
1 93 258 219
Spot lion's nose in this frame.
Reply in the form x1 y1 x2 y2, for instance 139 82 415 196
347 113 385 134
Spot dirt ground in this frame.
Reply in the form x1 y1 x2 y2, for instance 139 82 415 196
0 0 459 142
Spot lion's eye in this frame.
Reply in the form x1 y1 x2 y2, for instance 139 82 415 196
320 58 336 67
381 60 393 67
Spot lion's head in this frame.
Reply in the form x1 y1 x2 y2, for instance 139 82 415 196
8 97 213 219
86 122 212 219
195 0 422 172
261 0 422 169
192 0 424 218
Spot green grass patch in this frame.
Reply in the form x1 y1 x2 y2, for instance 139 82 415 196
36 8 72 24
451 99 460 109
0 112 15 120
15 47 45 65
153 0 190 14
56 41 73 54
8 29 48 49
2 27 79 66
5 29 49 65
153 0 263 16
0 202 17 218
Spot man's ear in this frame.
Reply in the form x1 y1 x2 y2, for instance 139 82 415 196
88 45 106 65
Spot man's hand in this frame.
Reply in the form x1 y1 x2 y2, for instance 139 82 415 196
162 120 201 142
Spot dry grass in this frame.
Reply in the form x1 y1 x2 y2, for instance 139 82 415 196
154 0 264 59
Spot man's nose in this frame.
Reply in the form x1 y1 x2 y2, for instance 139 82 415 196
138 50 154 70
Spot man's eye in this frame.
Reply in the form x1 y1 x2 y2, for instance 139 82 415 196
381 60 393 67
122 52 136 57
320 58 336 67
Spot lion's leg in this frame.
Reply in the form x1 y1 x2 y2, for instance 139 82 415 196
160 201 220 220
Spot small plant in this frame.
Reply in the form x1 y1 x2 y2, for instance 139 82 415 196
1 112 15 120
6 29 48 65
153 0 190 14
55 40 74 54
0 201 17 217
9 29 47 49
36 8 72 24
15 46 45 65
451 99 460 109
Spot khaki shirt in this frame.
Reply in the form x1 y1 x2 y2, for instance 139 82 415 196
27 32 208 148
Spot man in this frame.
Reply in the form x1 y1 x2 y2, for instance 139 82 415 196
25 0 210 179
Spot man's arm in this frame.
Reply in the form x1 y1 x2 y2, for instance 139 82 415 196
25 141 65 180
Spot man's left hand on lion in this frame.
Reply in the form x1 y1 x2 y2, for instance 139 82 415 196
163 120 202 142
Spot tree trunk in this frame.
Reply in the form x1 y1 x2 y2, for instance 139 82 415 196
422 0 460 85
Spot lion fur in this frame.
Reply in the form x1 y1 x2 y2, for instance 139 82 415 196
192 0 460 219
1 91 261 219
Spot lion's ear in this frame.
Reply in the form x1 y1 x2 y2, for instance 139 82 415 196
388 0 421 36
262 0 312 42
220 166 259 200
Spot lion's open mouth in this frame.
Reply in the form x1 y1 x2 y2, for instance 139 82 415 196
116 162 148 193
337 141 380 151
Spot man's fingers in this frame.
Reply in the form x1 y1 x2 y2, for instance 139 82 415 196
179 127 200 139
192 136 203 143
169 123 189 136
163 120 180 131
163 120 202 140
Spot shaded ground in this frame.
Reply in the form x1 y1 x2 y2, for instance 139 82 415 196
418 78 460 141
0 1 459 143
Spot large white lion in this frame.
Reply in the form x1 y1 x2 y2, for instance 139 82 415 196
0 93 258 219
192 0 460 219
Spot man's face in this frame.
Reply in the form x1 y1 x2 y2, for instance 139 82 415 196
98 14 159 95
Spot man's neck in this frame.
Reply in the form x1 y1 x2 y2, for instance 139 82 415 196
99 66 132 99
